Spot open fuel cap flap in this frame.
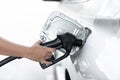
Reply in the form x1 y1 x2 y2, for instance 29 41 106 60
39 11 92 69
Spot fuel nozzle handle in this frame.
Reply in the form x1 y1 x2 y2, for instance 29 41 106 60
74 39 83 47
40 37 62 49
40 33 83 69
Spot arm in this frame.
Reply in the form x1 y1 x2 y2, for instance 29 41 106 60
0 37 55 64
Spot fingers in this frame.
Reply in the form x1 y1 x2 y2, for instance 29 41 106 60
45 52 53 59
34 40 56 64
43 47 56 58
41 60 52 65
46 47 56 52
41 52 53 65
35 40 56 52
44 48 56 60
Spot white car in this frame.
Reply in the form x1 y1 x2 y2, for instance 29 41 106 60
39 10 120 80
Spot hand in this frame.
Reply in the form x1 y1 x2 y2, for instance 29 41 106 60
25 40 56 65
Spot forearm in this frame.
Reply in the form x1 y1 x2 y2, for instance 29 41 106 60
0 37 31 57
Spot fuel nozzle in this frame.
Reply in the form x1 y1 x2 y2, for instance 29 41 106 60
40 33 83 69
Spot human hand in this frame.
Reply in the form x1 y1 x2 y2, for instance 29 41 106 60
25 40 56 65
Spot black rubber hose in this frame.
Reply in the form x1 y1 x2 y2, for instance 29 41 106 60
0 57 21 67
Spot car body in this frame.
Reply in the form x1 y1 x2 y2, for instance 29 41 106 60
40 11 120 80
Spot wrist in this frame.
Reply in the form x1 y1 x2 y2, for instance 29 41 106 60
22 46 32 58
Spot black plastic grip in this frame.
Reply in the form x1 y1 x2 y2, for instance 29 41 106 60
40 38 62 49
74 39 83 46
